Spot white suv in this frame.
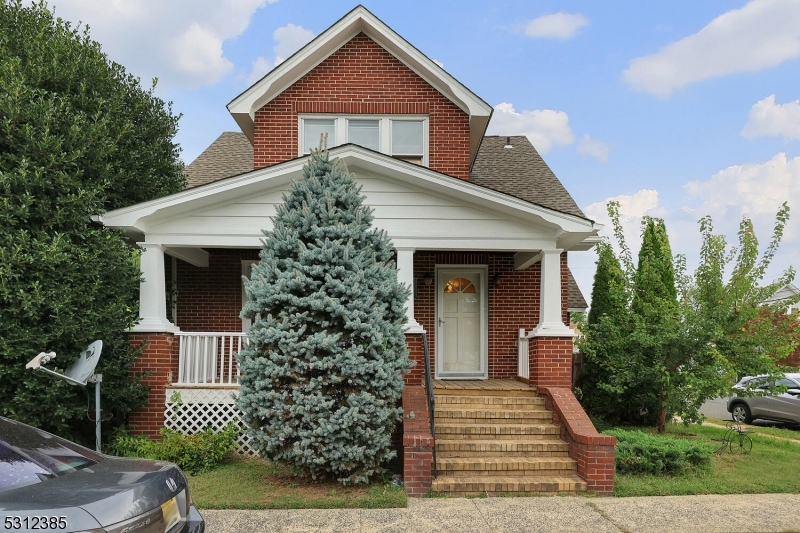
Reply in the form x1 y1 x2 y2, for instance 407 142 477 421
727 373 800 425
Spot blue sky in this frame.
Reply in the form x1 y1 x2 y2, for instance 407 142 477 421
49 0 800 301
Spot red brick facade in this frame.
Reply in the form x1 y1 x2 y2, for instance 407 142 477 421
530 337 574 388
412 251 570 380
175 249 259 332
252 33 471 180
540 387 616 496
401 385 434 496
128 333 179 438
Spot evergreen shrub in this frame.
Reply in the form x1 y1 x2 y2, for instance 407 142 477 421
236 147 411 484
107 425 239 474
605 428 713 475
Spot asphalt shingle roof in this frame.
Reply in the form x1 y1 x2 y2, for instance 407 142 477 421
184 132 254 188
567 270 588 311
470 136 585 218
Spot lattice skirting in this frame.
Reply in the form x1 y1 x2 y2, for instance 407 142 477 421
164 388 257 456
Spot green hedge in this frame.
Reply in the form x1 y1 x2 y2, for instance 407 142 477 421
605 428 713 475
108 424 239 474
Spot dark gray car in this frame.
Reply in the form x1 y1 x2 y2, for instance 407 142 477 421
727 373 800 425
0 416 204 533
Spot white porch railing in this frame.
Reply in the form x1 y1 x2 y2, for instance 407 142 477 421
518 328 529 380
175 332 248 386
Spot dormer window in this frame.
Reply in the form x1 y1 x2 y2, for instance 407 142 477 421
299 115 428 166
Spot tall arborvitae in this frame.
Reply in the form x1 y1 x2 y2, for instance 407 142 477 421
578 239 633 425
632 218 677 314
587 240 627 326
236 146 411 484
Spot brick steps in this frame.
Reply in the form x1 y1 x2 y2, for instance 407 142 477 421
438 456 578 477
434 408 552 424
435 423 561 439
430 475 587 496
430 383 585 496
436 395 545 406
436 439 570 457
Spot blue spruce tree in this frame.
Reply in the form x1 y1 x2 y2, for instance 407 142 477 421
237 146 411 484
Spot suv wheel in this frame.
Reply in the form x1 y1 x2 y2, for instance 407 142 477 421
731 403 752 424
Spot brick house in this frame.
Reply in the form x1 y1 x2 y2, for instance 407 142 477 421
99 6 615 496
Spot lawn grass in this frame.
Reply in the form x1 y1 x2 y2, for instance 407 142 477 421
613 423 800 497
187 455 407 509
704 417 800 442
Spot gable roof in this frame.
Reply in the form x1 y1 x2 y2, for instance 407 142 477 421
184 132 253 188
472 136 585 218
567 270 588 311
226 5 492 168
183 132 589 224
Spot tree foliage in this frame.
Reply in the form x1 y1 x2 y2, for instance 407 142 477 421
580 201 799 432
236 147 411 484
0 1 184 443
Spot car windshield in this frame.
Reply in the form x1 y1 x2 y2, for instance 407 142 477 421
0 417 103 492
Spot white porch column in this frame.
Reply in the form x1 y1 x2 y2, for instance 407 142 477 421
530 249 574 337
133 243 179 333
395 247 425 334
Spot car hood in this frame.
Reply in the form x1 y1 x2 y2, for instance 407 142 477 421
0 456 187 526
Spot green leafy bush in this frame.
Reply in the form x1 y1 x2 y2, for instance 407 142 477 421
605 428 713 475
108 425 239 474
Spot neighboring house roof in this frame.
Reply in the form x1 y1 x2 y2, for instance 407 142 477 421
183 133 589 223
227 5 492 169
471 136 585 218
567 270 588 312
762 283 800 313
184 132 253 188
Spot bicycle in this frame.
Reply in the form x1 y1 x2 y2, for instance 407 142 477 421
711 421 753 455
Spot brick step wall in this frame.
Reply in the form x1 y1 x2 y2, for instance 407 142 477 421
430 386 587 496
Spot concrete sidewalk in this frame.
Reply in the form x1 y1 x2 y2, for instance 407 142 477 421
202 493 800 532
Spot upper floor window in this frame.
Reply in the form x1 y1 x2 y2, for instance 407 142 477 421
299 115 428 166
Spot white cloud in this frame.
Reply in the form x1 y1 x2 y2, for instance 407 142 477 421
247 23 315 85
524 12 588 40
584 189 665 249
487 102 574 153
742 95 800 140
577 154 800 303
684 152 800 242
50 0 275 89
577 135 612 162
432 59 445 69
623 0 800 97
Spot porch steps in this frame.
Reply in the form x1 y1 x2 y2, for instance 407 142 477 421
429 382 586 496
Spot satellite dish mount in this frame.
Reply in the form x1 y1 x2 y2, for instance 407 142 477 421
26 341 104 451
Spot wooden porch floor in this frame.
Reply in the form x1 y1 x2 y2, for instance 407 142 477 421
432 379 535 396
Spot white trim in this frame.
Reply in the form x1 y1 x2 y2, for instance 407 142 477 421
514 251 542 271
396 248 425 334
98 145 598 248
165 246 208 268
133 243 179 333
529 249 575 338
298 114 429 166
435 266 488 380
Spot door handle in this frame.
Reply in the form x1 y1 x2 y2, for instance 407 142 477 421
438 318 444 326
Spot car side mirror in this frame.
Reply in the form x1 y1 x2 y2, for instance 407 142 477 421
787 388 800 396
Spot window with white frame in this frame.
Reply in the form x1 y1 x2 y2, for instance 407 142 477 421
299 115 428 166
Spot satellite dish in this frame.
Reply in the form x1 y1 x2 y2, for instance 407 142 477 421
65 340 103 386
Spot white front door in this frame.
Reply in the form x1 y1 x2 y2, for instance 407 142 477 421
436 268 487 379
